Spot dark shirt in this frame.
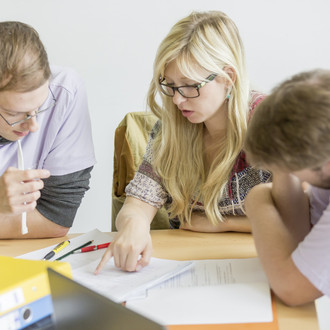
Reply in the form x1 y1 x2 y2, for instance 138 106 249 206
1 136 93 227
37 167 93 227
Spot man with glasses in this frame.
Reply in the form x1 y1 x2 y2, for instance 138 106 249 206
0 21 95 238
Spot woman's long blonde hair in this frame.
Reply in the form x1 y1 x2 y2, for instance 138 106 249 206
147 11 250 225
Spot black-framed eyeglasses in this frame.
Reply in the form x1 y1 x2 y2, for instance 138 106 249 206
159 74 217 98
0 87 56 127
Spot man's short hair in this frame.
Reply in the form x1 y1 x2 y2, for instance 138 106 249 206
245 69 330 171
0 21 51 92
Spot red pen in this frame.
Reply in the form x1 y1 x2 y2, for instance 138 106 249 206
72 242 111 253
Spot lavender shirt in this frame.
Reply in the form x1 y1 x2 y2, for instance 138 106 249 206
0 66 96 226
291 186 330 296
0 66 95 176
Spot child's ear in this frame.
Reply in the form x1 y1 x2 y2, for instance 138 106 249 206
322 160 330 176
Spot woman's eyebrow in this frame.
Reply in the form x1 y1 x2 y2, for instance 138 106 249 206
163 77 198 85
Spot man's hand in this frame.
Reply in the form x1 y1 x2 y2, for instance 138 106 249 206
0 167 50 215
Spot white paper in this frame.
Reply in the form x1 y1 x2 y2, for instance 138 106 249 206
154 258 269 288
126 258 273 325
71 256 192 302
18 229 193 302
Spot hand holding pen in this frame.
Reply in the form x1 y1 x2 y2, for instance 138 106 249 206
0 167 50 227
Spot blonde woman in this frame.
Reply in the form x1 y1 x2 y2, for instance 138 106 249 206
96 11 271 273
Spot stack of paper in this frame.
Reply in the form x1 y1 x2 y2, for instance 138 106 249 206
18 229 192 302
126 258 274 327
18 229 275 328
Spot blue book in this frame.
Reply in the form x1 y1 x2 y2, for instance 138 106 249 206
0 295 53 330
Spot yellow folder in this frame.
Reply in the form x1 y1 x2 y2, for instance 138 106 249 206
0 256 72 316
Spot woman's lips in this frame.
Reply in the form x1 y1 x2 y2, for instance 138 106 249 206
181 110 194 117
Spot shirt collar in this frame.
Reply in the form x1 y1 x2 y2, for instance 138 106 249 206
0 136 14 146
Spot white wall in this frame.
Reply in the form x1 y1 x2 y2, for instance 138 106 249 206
2 2 330 328
1 0 330 234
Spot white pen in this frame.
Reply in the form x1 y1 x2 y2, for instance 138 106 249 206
17 140 28 235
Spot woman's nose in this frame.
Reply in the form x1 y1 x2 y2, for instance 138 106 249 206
172 90 187 106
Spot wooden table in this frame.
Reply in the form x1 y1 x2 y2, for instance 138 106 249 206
0 229 319 330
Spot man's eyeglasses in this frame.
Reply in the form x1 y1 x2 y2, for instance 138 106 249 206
159 74 217 98
0 87 56 127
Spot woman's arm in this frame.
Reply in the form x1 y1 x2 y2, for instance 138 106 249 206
95 196 158 273
180 212 251 233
